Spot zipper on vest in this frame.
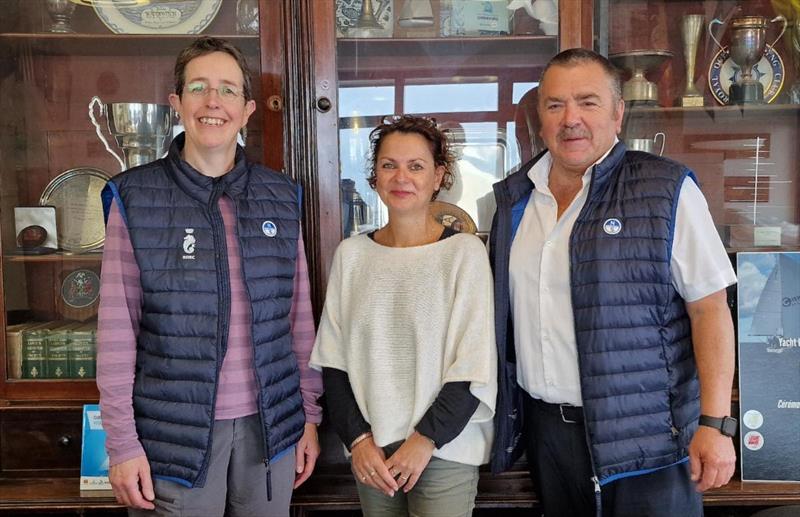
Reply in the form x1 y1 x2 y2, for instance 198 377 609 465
233 183 274 502
264 458 272 501
255 371 274 501
569 163 604 517
196 180 230 487
592 475 601 517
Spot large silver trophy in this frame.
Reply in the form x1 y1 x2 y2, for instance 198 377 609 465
89 96 174 171
609 50 673 106
710 14 787 104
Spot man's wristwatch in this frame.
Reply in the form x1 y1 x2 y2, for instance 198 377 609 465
699 415 738 437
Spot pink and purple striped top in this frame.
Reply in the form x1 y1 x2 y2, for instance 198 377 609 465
97 195 322 466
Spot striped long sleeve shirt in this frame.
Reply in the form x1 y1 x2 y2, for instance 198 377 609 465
97 195 322 466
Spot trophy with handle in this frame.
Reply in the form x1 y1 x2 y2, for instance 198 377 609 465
89 96 174 171
709 14 787 104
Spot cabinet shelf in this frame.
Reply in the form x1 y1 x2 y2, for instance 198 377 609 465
3 253 102 264
337 35 558 73
628 103 800 117
0 33 259 56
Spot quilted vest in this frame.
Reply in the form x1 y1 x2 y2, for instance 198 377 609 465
571 143 699 484
102 135 305 487
489 143 701 483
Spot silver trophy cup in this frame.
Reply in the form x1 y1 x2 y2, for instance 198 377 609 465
89 96 174 171
710 15 787 104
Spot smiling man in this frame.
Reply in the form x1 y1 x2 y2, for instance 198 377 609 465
488 48 738 516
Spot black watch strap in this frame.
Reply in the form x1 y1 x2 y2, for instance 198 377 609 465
699 415 738 437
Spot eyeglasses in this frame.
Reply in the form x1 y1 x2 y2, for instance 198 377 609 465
184 81 244 102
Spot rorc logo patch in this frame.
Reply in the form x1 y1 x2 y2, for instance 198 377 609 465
603 218 622 235
182 228 196 260
262 220 277 237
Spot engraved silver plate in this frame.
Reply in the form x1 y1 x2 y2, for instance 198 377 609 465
93 0 222 34
39 167 110 253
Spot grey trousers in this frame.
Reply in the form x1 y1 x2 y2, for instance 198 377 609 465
355 442 479 517
129 414 295 517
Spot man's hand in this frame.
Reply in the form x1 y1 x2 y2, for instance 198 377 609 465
688 425 736 492
294 423 320 488
351 436 398 497
109 455 155 510
384 432 436 493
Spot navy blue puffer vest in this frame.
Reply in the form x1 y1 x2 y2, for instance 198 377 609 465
102 135 305 487
489 143 701 483
571 144 699 484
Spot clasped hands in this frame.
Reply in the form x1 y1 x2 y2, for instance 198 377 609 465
351 431 435 497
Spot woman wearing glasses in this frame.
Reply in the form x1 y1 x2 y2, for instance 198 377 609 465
311 115 497 517
96 37 322 516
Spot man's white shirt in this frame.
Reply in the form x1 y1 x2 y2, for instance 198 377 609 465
509 146 737 406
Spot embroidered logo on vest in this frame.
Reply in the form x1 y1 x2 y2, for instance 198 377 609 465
262 221 277 237
603 218 622 235
182 228 196 259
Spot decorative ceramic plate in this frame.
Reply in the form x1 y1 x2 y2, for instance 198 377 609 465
39 167 110 253
61 269 101 309
94 0 222 34
429 201 477 234
708 45 785 105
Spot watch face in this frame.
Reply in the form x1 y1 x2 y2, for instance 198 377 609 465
721 417 738 437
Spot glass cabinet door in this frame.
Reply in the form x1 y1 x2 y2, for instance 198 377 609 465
334 0 561 237
596 0 800 485
0 0 269 400
596 0 800 252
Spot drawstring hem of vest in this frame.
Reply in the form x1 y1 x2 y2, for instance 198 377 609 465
265 458 272 501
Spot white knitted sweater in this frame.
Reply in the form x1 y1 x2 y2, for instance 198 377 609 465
310 232 497 466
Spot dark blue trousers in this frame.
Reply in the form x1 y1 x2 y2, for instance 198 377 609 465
522 392 704 517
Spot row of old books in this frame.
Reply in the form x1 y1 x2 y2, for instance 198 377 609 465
6 321 97 380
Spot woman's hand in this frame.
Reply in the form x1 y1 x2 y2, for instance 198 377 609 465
384 432 436 493
351 436 398 497
294 423 320 488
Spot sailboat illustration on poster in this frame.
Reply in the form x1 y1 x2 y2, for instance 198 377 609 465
749 253 800 353
737 252 800 482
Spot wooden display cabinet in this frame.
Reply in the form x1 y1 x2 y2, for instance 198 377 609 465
0 0 283 490
0 0 799 514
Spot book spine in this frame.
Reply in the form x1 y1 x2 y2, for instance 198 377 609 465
21 330 48 379
69 331 96 379
5 330 23 379
46 330 71 379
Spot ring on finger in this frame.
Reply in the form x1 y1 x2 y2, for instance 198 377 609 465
369 470 377 477
400 475 409 481
360 475 367 482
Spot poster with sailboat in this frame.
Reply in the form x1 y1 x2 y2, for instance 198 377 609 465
737 252 800 482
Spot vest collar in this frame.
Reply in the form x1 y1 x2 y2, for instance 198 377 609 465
166 133 250 205
494 149 545 206
587 141 627 199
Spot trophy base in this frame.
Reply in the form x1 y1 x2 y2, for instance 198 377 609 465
730 82 764 105
680 95 704 107
625 99 659 108
622 80 658 105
